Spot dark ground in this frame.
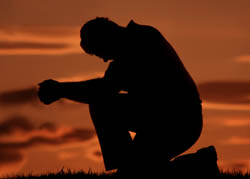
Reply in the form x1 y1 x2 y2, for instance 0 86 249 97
2 169 250 179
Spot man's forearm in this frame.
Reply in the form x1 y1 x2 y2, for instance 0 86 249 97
59 78 107 104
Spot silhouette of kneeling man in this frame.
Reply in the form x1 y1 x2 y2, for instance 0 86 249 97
38 17 203 175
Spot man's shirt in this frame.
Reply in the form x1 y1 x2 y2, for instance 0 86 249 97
103 20 200 104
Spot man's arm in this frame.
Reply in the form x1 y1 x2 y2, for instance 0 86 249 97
38 78 112 105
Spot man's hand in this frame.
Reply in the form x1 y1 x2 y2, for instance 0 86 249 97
38 79 62 105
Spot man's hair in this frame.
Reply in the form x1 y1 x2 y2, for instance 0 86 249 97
80 17 119 55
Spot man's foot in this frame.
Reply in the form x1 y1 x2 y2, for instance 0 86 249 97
170 146 220 177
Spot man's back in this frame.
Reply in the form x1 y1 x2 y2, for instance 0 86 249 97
102 20 201 133
105 20 200 103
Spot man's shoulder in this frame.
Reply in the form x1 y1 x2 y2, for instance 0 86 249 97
127 20 161 35
126 20 166 48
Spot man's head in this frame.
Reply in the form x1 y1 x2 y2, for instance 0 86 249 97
80 17 123 62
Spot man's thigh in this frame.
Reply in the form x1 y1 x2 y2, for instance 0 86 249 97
90 94 141 132
88 95 132 170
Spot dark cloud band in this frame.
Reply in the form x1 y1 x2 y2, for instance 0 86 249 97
0 41 69 50
0 87 38 106
198 81 250 104
0 86 87 108
0 115 34 136
0 149 23 166
0 115 59 136
0 115 95 167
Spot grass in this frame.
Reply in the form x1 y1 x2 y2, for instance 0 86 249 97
2 168 117 179
220 170 250 179
2 168 250 178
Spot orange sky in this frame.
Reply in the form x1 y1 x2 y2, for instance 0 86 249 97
0 0 250 176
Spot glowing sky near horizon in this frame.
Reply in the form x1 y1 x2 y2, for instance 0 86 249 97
0 0 250 176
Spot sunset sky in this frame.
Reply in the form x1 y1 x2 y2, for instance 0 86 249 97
0 0 250 176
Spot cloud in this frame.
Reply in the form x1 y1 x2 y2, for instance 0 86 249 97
0 115 34 136
202 102 250 111
234 55 250 63
0 26 81 55
0 115 96 168
222 119 250 127
0 125 95 149
0 86 88 108
38 122 57 132
222 137 250 145
0 149 23 166
0 41 69 50
93 150 102 157
0 25 80 37
206 116 250 127
58 151 79 160
0 86 38 106
0 115 59 137
86 150 103 163
0 128 95 165
0 129 94 149
198 81 250 104
61 128 95 143
0 148 26 177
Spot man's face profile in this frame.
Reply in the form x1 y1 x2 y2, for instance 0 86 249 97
80 36 112 63
80 17 122 63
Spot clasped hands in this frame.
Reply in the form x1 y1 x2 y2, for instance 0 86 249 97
38 79 62 105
